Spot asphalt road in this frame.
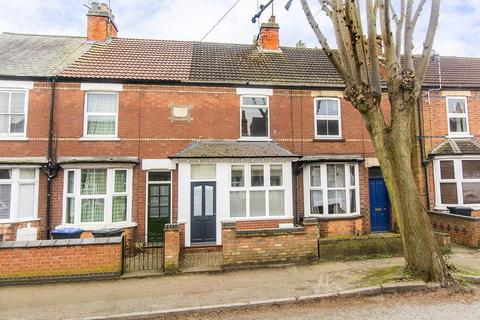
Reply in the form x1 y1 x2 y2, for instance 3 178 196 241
163 287 480 320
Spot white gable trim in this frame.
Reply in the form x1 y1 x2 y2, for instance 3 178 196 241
80 83 123 92
0 80 34 89
236 87 273 96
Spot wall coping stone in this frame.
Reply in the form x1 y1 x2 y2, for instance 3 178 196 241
428 210 480 222
222 222 236 228
164 223 179 231
318 233 401 243
303 218 319 225
236 227 306 237
0 237 122 249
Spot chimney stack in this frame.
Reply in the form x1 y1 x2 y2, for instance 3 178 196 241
258 16 280 52
87 2 118 41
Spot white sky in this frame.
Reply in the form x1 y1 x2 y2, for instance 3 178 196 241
0 0 478 57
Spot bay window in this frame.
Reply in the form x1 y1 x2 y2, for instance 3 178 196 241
304 163 359 216
0 90 27 137
435 158 480 207
63 168 132 225
229 163 285 218
0 168 38 221
446 97 469 136
240 96 269 139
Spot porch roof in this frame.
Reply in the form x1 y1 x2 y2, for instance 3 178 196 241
170 141 298 159
430 138 480 156
57 156 139 164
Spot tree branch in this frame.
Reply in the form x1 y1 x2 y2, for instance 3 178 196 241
380 0 400 78
366 0 381 95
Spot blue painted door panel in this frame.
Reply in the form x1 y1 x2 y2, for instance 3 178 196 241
369 177 391 232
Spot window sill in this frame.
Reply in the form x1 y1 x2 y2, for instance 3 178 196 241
313 137 344 142
446 134 473 139
0 137 29 141
56 222 137 231
220 215 294 222
237 137 272 142
304 213 362 221
79 137 121 142
0 218 40 224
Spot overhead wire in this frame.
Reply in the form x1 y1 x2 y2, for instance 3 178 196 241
200 0 241 41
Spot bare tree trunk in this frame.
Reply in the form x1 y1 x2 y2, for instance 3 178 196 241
362 96 449 285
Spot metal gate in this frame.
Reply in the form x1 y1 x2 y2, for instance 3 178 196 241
122 237 164 273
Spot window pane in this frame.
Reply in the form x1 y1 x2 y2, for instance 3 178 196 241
0 169 11 179
10 115 25 133
81 198 104 222
328 190 346 214
230 191 246 217
440 183 458 204
349 165 356 186
66 197 75 223
349 189 357 213
310 166 321 187
316 120 339 136
462 160 480 179
231 165 244 187
316 120 327 136
316 100 338 116
193 185 202 216
205 185 214 216
440 161 455 179
270 165 283 186
18 184 35 219
310 190 323 214
251 165 264 186
269 190 284 216
462 183 480 204
241 107 268 137
149 172 171 182
448 98 466 114
327 164 345 188
0 115 8 133
0 184 11 219
449 117 467 133
67 171 75 194
114 170 127 193
87 93 118 113
327 120 339 136
0 92 8 113
81 169 107 195
242 97 267 106
250 191 266 216
19 169 35 179
112 196 127 222
191 164 216 180
87 115 116 135
10 93 25 113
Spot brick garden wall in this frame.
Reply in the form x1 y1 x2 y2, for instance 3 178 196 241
0 237 123 285
428 211 480 248
222 219 319 266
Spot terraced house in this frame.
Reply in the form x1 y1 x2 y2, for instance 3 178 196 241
0 2 479 267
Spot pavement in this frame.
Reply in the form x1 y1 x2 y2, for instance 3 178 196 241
0 245 478 320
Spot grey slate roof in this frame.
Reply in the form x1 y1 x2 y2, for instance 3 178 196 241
0 33 92 77
171 141 298 158
430 138 480 156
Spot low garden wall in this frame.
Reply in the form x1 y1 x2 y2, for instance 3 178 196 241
318 233 403 260
221 218 319 266
0 237 123 285
428 210 480 248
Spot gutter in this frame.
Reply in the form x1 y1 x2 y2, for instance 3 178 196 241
43 77 59 239
417 96 430 210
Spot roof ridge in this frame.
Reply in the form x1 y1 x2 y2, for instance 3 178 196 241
2 32 86 39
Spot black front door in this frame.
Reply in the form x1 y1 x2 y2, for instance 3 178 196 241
147 184 170 242
191 181 216 243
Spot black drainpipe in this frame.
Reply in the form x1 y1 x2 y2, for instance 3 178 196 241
44 77 59 239
417 95 431 210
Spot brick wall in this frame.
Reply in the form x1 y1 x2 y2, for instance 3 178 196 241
318 216 364 238
428 211 480 248
0 220 43 242
0 238 122 284
222 219 319 266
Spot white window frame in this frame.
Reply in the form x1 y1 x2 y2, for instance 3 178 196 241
228 163 286 218
303 163 360 217
0 89 29 139
434 156 480 209
314 97 342 139
446 96 470 137
239 95 271 141
0 167 39 222
83 92 119 139
62 167 133 227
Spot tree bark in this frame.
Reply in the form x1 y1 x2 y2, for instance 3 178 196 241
361 95 449 285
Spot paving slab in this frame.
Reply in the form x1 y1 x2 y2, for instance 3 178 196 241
382 281 426 293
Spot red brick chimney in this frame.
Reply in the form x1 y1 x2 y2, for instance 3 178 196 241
87 2 118 41
258 16 280 52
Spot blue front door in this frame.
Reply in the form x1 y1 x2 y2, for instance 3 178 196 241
369 177 391 232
